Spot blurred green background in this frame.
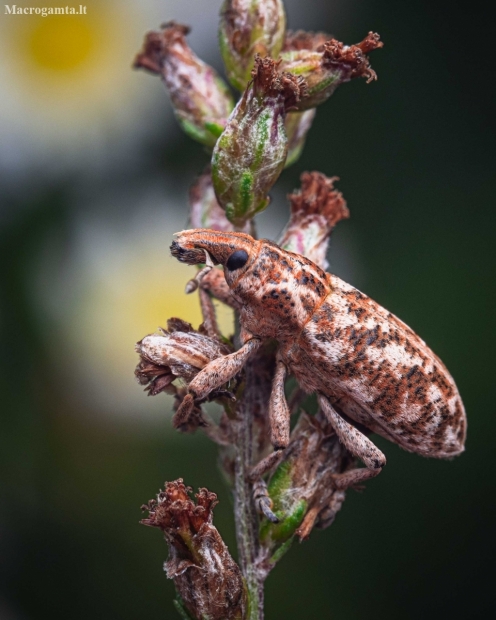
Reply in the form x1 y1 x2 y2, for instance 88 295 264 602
1 0 495 618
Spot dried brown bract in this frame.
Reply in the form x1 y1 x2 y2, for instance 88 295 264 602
142 480 246 620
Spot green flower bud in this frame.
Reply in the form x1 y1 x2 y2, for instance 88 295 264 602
284 109 316 168
219 0 286 91
212 56 306 227
281 31 383 111
189 167 251 233
279 172 349 269
134 22 234 148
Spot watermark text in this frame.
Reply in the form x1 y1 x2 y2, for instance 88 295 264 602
5 5 87 16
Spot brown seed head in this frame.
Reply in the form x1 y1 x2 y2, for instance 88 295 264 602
142 480 246 620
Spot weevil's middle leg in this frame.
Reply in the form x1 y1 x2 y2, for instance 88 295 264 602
253 478 279 523
318 395 386 490
269 359 291 449
249 359 290 521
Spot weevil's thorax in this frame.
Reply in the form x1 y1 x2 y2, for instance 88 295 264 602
226 240 332 339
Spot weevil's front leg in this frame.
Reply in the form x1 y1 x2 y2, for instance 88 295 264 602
188 338 262 400
318 395 386 490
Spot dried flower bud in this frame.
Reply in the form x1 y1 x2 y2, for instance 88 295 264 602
219 0 286 91
135 318 230 395
259 413 355 568
134 22 234 147
279 172 349 269
212 56 306 227
190 168 251 233
142 480 246 620
284 109 316 168
280 32 383 111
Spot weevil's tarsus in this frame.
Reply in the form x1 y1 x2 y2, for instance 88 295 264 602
185 250 215 294
253 478 279 523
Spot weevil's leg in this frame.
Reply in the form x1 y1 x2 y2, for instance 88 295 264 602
269 360 291 449
200 267 239 308
188 338 262 400
249 449 284 482
185 250 215 294
318 395 386 490
198 288 221 339
253 478 279 524
249 359 289 491
249 361 290 522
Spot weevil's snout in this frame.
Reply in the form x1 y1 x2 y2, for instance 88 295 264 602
170 239 208 265
171 229 257 268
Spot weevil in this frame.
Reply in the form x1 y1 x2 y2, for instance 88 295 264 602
170 229 466 490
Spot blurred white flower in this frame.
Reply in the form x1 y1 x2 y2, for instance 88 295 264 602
0 0 223 186
35 183 234 423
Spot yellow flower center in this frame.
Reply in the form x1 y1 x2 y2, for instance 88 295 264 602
26 16 95 73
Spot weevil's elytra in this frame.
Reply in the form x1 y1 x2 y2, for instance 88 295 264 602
171 229 466 482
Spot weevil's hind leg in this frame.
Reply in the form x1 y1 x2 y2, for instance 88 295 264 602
318 395 386 490
188 338 261 400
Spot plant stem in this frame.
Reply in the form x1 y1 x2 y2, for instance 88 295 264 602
233 321 264 619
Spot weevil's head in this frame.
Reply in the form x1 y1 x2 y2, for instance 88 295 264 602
171 229 259 286
171 229 332 339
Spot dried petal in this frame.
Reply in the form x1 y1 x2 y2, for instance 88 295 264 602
219 0 286 91
134 22 234 147
279 172 349 269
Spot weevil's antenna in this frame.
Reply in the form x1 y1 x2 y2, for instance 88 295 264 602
185 249 215 294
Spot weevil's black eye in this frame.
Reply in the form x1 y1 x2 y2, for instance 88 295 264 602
226 249 249 271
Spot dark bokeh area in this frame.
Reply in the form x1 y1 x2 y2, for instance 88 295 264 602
1 1 495 618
